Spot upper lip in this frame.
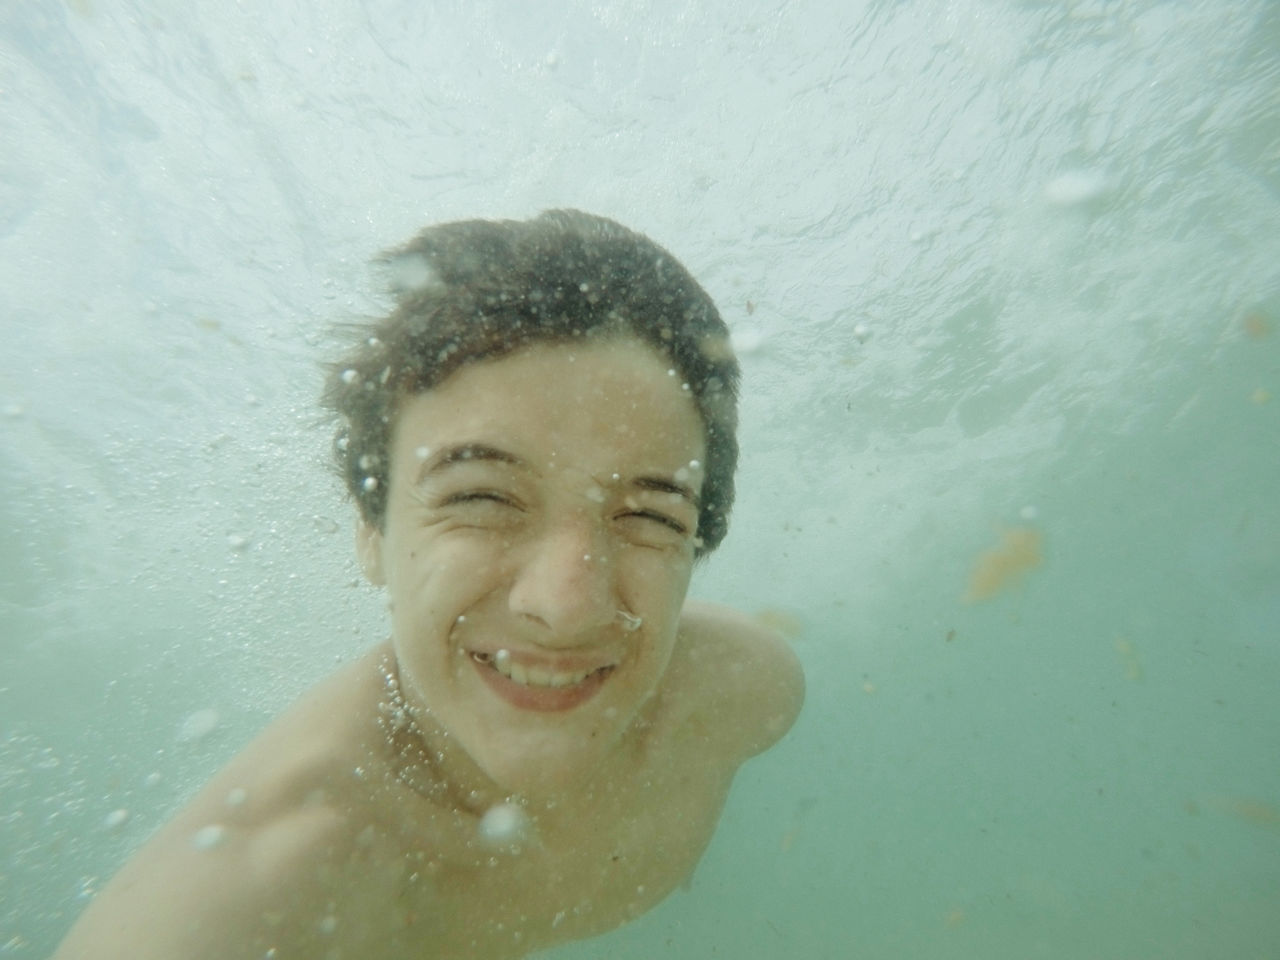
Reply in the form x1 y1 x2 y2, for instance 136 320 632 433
467 647 620 673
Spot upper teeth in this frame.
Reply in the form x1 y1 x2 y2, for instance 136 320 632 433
476 649 601 688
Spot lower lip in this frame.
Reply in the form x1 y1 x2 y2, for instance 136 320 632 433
471 657 613 712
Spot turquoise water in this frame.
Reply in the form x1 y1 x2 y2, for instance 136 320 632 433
2 1 1277 957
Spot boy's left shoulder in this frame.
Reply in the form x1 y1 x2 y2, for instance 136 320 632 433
667 601 806 760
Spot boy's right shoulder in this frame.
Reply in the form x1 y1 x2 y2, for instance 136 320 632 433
52 648 403 959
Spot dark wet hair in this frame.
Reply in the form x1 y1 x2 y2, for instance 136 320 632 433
321 209 740 555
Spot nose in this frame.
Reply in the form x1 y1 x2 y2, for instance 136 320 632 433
508 518 619 645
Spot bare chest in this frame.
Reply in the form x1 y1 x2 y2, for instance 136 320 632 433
386 762 734 958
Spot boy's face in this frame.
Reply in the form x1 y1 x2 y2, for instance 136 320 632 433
359 338 707 794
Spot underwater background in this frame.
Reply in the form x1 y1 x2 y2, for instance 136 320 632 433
2 0 1277 957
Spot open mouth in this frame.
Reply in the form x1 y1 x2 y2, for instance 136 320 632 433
470 650 615 688
468 650 616 712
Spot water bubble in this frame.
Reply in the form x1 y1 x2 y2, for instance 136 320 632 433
414 445 431 460
103 809 130 830
226 787 248 807
226 533 250 552
1019 505 1039 521
731 329 766 354
318 914 338 935
584 485 606 503
177 708 220 743
853 323 871 343
1043 170 1111 206
362 476 378 492
143 772 162 788
340 368 359 385
312 515 339 535
478 802 529 848
191 824 226 850
2 402 24 418
616 610 643 633
387 253 436 292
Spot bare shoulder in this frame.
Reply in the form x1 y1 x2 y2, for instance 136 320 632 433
53 648 400 960
665 601 806 760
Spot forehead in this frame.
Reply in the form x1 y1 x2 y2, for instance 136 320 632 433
389 340 707 477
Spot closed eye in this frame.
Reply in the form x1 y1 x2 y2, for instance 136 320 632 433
623 510 689 535
441 490 520 508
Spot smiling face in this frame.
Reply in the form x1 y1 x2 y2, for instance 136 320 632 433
358 338 707 796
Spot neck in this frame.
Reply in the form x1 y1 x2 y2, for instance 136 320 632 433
375 649 597 822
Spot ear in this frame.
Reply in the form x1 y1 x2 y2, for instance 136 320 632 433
355 519 387 586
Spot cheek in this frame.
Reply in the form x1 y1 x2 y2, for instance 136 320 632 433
624 552 693 608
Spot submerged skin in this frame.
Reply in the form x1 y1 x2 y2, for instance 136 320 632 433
54 340 803 959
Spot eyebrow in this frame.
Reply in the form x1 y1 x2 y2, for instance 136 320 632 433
413 443 529 485
631 475 701 508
